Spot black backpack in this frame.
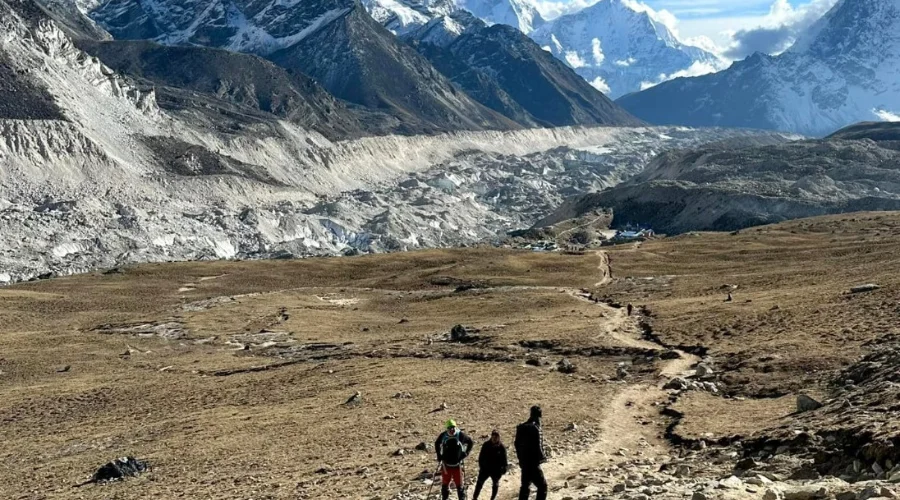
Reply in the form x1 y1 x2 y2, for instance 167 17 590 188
441 433 466 466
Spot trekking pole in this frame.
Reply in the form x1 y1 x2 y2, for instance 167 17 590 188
426 462 442 500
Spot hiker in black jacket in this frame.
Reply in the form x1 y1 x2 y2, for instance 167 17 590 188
436 419 475 500
473 430 508 500
514 405 548 500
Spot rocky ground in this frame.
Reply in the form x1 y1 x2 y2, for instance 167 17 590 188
1 213 899 499
545 122 900 234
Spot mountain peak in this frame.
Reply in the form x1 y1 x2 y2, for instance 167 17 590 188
618 0 900 135
457 0 544 33
529 0 720 98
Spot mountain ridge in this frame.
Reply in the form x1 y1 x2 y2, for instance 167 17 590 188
617 0 900 136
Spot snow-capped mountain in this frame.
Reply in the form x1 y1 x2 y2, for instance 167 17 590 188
530 0 722 99
84 0 520 132
404 11 641 126
361 0 544 34
618 0 900 136
458 0 544 33
363 0 456 34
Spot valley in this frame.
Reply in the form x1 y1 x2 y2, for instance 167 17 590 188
1 214 898 499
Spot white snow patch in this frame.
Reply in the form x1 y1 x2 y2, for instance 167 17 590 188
153 234 177 247
590 77 611 94
640 61 721 90
874 109 900 122
591 37 604 65
565 51 587 68
614 57 637 67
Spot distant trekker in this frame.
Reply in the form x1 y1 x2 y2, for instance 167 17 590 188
626 303 633 316
472 430 508 500
514 406 548 500
436 419 475 500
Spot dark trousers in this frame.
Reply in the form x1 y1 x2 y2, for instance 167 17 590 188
518 465 547 500
472 470 502 500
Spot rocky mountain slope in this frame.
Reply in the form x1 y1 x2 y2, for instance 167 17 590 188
83 0 641 132
76 40 378 140
84 0 520 133
0 0 610 283
403 11 641 127
541 122 900 233
618 0 900 136
530 0 722 99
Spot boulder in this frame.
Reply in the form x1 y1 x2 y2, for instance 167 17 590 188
797 394 824 413
80 457 150 485
664 377 690 391
557 358 577 374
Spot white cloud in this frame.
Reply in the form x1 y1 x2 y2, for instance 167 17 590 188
590 77 611 94
529 0 839 60
873 109 900 122
614 57 637 67
591 38 605 65
721 0 838 58
639 60 721 90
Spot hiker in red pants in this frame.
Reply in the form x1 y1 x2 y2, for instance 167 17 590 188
436 419 474 500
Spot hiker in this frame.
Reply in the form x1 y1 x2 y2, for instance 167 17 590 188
472 430 508 500
514 406 548 500
436 419 475 500
626 303 633 316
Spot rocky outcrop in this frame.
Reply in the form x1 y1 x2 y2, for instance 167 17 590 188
541 123 900 234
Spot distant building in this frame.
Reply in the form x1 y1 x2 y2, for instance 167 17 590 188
612 229 654 242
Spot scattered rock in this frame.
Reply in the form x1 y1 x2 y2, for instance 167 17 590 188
450 324 470 341
736 457 759 471
719 476 744 489
393 449 406 457
695 363 714 378
565 422 578 432
849 284 881 294
429 402 449 413
344 391 362 406
557 358 577 374
764 488 785 500
660 350 681 360
797 394 823 413
616 364 629 380
415 442 430 451
392 392 413 399
56 365 71 373
692 492 709 500
78 457 150 486
664 377 690 391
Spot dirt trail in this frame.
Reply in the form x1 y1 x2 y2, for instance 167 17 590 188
493 250 699 499
594 251 612 287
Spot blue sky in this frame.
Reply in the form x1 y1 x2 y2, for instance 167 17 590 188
644 0 780 19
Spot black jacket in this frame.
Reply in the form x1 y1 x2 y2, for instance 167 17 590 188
435 430 474 467
477 440 508 475
514 420 546 468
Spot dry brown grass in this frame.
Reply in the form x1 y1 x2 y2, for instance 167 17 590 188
3 214 900 498
0 249 634 499
606 212 900 398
